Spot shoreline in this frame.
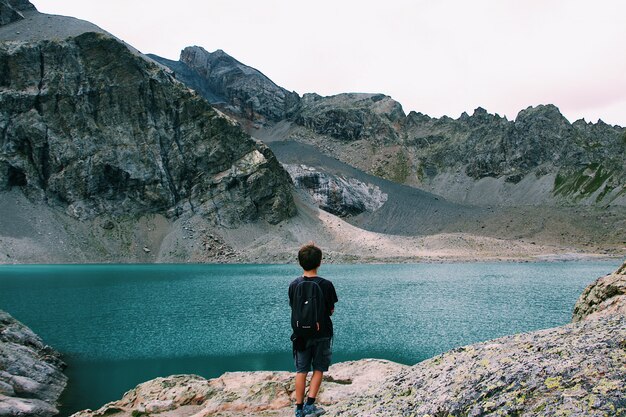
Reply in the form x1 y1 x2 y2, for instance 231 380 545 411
0 252 623 266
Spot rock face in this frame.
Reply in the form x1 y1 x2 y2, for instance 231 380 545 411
0 310 67 417
0 0 35 26
283 163 387 217
153 49 626 207
573 260 626 321
70 359 406 417
402 105 626 206
149 47 300 126
0 12 296 226
294 93 405 143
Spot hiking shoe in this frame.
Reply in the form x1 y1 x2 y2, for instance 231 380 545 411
295 408 304 417
303 403 325 416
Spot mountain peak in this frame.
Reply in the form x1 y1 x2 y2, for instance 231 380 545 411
169 46 300 124
515 104 569 125
0 0 36 26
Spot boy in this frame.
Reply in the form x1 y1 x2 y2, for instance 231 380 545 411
288 244 338 417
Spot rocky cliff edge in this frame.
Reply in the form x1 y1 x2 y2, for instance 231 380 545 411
0 310 67 417
72 261 626 417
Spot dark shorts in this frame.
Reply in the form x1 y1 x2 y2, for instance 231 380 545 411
294 337 332 373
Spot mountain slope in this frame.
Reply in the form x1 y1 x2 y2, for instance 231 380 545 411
0 1 302 263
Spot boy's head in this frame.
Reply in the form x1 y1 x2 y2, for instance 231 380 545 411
298 243 322 271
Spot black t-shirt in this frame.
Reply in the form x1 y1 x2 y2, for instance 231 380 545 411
289 275 338 338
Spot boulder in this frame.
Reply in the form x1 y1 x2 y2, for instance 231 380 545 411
0 310 67 417
572 260 626 322
283 163 387 217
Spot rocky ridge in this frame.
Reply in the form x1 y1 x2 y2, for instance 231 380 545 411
71 261 626 417
152 49 626 207
0 310 67 417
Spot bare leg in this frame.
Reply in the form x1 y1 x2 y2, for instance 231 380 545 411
295 372 308 404
307 370 324 399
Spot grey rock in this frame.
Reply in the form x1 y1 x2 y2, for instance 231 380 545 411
295 92 405 143
572 260 626 322
283 163 387 217
150 47 300 125
0 310 67 416
0 24 296 226
0 0 35 27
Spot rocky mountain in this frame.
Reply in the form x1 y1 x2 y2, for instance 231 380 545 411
149 47 300 126
0 1 623 264
71 261 626 417
153 49 626 208
0 310 67 417
0 2 295 236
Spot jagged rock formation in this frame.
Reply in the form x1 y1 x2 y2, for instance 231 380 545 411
71 262 626 417
573 260 626 321
149 47 300 126
0 310 67 417
283 163 387 217
152 49 626 207
294 93 405 143
0 3 296 227
402 105 626 206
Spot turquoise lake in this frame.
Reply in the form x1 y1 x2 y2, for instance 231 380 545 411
0 261 620 415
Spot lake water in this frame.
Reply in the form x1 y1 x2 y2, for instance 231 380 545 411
0 261 620 415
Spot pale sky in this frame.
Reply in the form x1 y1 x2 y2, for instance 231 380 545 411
32 0 626 126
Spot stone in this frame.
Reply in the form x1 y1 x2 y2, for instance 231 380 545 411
283 163 387 217
70 359 406 417
0 310 67 417
572 260 626 321
295 93 405 143
0 0 36 27
101 220 115 230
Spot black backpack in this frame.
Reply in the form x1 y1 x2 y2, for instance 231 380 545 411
291 277 326 338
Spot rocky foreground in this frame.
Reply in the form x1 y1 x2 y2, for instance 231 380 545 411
0 311 67 417
71 261 626 417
